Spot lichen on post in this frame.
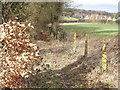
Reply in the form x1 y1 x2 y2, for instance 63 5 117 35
73 32 77 53
101 38 107 73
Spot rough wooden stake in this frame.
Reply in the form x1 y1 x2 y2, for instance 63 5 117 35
73 32 77 52
84 34 88 57
101 38 107 73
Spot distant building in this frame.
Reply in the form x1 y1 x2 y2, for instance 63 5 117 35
112 18 117 21
84 14 110 21
74 13 87 19
84 15 89 20
117 17 120 20
107 17 112 21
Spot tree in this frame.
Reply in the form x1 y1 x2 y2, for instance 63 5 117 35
25 2 64 39
2 2 27 22
111 14 118 19
1 2 66 40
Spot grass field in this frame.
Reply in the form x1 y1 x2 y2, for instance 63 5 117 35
62 23 118 38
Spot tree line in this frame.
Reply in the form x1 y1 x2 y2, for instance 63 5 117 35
1 2 67 41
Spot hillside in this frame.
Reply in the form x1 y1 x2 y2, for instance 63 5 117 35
62 8 115 17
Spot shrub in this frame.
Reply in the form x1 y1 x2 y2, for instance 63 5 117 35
59 17 79 23
115 20 120 24
78 19 85 22
100 20 107 24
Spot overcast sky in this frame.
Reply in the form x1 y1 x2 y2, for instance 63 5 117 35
70 0 119 13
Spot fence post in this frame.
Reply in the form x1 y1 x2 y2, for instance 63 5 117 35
0 1 2 24
84 34 88 57
73 32 77 52
0 2 2 87
101 38 107 73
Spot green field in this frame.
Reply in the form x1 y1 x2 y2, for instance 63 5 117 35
62 23 118 38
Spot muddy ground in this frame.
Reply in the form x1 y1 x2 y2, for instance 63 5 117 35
25 34 118 88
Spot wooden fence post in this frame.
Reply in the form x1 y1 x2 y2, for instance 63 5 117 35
0 1 3 24
101 38 107 73
73 32 77 52
84 34 88 57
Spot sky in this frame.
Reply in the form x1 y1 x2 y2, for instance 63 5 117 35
70 0 119 13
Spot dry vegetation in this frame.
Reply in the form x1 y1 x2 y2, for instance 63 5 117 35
0 2 118 88
26 34 118 88
0 21 40 88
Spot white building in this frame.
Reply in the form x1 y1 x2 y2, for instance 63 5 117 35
112 18 117 21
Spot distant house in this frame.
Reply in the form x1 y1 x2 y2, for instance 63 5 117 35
74 13 86 19
107 17 112 21
112 18 117 21
117 17 120 20
84 15 89 20
62 12 72 17
84 14 109 21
